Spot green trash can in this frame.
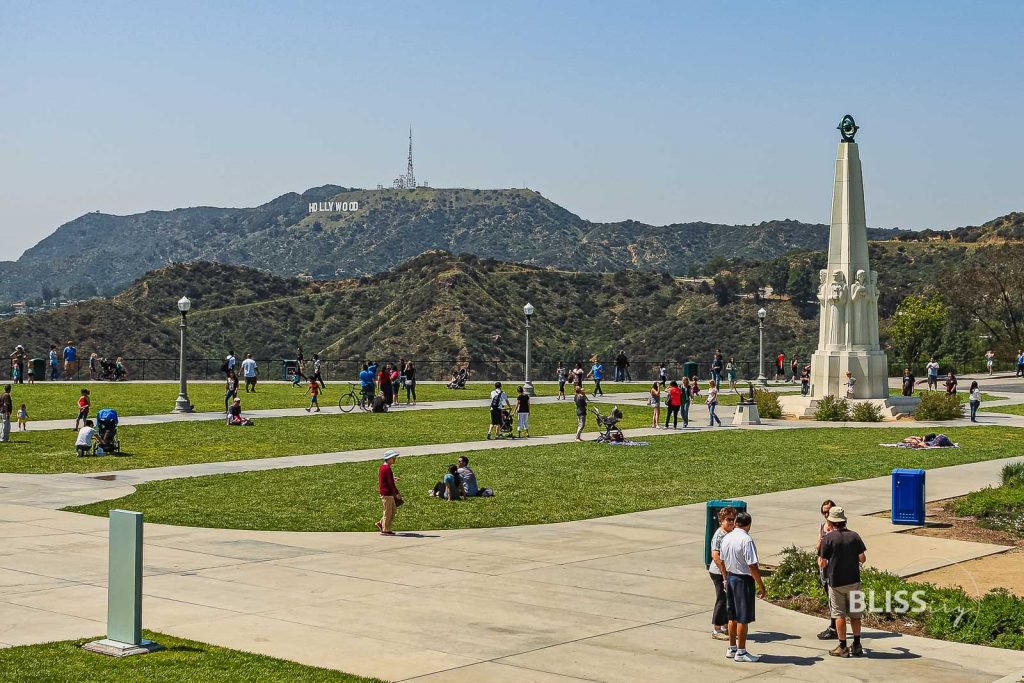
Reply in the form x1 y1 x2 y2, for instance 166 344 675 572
682 360 699 381
31 357 46 380
283 360 299 381
705 499 747 568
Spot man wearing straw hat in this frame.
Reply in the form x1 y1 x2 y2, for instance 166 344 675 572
818 506 867 658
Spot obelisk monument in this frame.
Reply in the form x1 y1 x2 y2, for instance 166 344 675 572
808 115 889 400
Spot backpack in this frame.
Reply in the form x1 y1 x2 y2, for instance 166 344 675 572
490 392 502 410
221 361 229 373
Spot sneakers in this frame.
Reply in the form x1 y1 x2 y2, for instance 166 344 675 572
711 628 730 641
850 642 864 657
734 651 761 662
725 647 737 659
829 644 851 658
374 520 383 532
817 627 838 640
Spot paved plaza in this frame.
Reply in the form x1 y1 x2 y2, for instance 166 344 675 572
1 377 1024 681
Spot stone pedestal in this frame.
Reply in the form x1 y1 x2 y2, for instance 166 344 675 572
732 403 761 426
810 349 889 399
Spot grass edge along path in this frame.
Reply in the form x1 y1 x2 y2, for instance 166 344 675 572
67 427 1024 533
0 630 385 683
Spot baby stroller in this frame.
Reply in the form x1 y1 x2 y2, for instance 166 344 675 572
497 408 514 439
98 358 118 381
591 405 624 444
446 368 470 389
94 408 121 455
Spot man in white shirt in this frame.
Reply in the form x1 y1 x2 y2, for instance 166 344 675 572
926 357 940 391
226 351 237 375
76 419 96 457
240 353 258 393
486 381 510 439
720 511 767 663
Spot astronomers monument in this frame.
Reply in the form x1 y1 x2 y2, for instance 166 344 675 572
781 116 918 418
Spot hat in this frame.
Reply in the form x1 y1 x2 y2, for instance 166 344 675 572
826 506 847 524
233 397 241 403
383 449 399 461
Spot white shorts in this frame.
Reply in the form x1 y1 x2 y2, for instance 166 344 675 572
517 413 529 431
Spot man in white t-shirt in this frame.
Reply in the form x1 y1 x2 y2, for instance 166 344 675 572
226 351 237 375
240 353 258 393
486 381 510 439
721 511 767 663
926 357 940 391
76 419 96 457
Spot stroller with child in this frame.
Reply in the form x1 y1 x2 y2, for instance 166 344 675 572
591 405 624 444
98 358 126 381
93 408 121 455
446 367 470 389
497 407 514 439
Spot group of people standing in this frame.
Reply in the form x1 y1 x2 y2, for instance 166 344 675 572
648 376 723 429
359 359 418 409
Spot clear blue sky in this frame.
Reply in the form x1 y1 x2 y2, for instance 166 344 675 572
2 1 1022 257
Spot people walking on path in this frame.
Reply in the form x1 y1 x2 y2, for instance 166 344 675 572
556 362 567 400
486 382 510 440
722 511 767 662
225 351 237 376
818 506 867 658
926 357 940 390
680 377 692 427
664 380 681 429
649 381 661 428
224 370 239 412
969 381 981 422
707 379 723 427
571 363 585 390
845 371 857 399
574 386 588 441
0 385 12 442
790 357 800 383
403 361 417 405
74 388 90 430
240 353 258 392
304 376 321 412
816 499 839 641
587 359 605 396
89 352 98 380
775 352 785 382
515 385 530 438
311 353 325 389
709 506 738 640
376 450 401 536
726 358 738 392
711 351 724 388
63 341 77 380
658 362 668 388
986 349 995 376
49 345 60 381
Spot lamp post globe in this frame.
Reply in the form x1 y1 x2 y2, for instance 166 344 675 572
756 307 768 386
173 296 194 413
523 303 535 396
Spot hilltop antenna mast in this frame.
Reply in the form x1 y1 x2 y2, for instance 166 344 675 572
406 126 416 188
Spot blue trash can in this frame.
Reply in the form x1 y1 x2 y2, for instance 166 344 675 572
891 468 926 525
705 499 747 568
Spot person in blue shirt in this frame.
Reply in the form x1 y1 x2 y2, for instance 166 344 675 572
587 359 605 396
48 345 59 381
358 363 376 404
62 341 77 380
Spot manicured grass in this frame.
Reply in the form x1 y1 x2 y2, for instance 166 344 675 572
5 381 657 422
985 403 1024 416
0 631 383 683
0 402 651 474
952 462 1024 536
68 427 1024 532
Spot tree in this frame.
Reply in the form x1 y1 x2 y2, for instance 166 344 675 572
886 295 948 364
759 259 790 295
939 244 1024 353
711 274 739 306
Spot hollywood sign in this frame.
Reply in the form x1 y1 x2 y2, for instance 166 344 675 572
309 201 359 213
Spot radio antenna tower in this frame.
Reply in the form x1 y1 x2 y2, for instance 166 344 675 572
405 126 416 188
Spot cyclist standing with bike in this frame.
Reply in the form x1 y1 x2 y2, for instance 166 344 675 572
359 363 376 405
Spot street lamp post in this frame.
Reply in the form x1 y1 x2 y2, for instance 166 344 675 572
173 296 193 413
523 302 535 396
756 307 768 386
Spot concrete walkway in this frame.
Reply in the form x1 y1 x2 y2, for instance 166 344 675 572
2 456 1024 681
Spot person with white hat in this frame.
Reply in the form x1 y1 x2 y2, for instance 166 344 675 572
377 450 402 535
818 506 867 658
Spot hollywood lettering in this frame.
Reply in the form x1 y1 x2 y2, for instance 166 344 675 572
309 201 359 213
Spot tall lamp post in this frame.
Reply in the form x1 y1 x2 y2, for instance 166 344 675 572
523 302 535 396
173 296 193 413
756 307 768 386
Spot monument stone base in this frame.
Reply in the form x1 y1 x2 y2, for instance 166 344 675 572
732 403 761 426
82 638 164 658
779 395 920 420
810 349 889 399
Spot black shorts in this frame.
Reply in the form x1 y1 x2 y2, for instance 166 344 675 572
727 574 756 624
490 408 502 426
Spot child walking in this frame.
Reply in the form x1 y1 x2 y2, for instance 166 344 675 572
75 388 90 430
515 385 530 438
304 377 321 412
17 403 27 431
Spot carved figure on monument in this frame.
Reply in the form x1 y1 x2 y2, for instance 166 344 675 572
867 270 880 347
817 269 829 348
849 269 867 346
827 271 848 347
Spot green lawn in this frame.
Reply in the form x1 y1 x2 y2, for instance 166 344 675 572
67 427 1024 532
6 381 657 422
984 403 1024 416
0 631 383 683
0 402 653 474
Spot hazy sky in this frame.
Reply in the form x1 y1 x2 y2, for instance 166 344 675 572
2 1 1022 258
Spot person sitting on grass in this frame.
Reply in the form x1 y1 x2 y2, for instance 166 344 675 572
75 419 97 457
430 464 463 500
227 398 253 426
371 392 389 413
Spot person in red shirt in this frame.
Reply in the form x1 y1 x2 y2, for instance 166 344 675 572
75 388 91 430
664 380 683 429
776 353 785 381
377 450 401 535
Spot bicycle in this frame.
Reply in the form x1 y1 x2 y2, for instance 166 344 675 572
339 383 372 413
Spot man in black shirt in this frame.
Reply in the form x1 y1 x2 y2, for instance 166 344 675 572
818 506 867 658
614 351 628 383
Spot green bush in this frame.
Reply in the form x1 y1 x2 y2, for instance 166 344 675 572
951 482 1024 537
850 401 884 422
814 395 849 421
916 392 964 421
1002 461 1024 487
764 546 825 602
754 389 782 419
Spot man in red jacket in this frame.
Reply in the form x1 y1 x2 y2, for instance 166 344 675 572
377 450 401 535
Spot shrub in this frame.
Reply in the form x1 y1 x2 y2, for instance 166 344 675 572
764 546 825 603
1002 461 1024 487
754 389 782 419
915 392 964 421
850 401 884 422
814 395 849 421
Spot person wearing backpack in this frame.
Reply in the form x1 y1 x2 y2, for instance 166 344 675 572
486 381 510 440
